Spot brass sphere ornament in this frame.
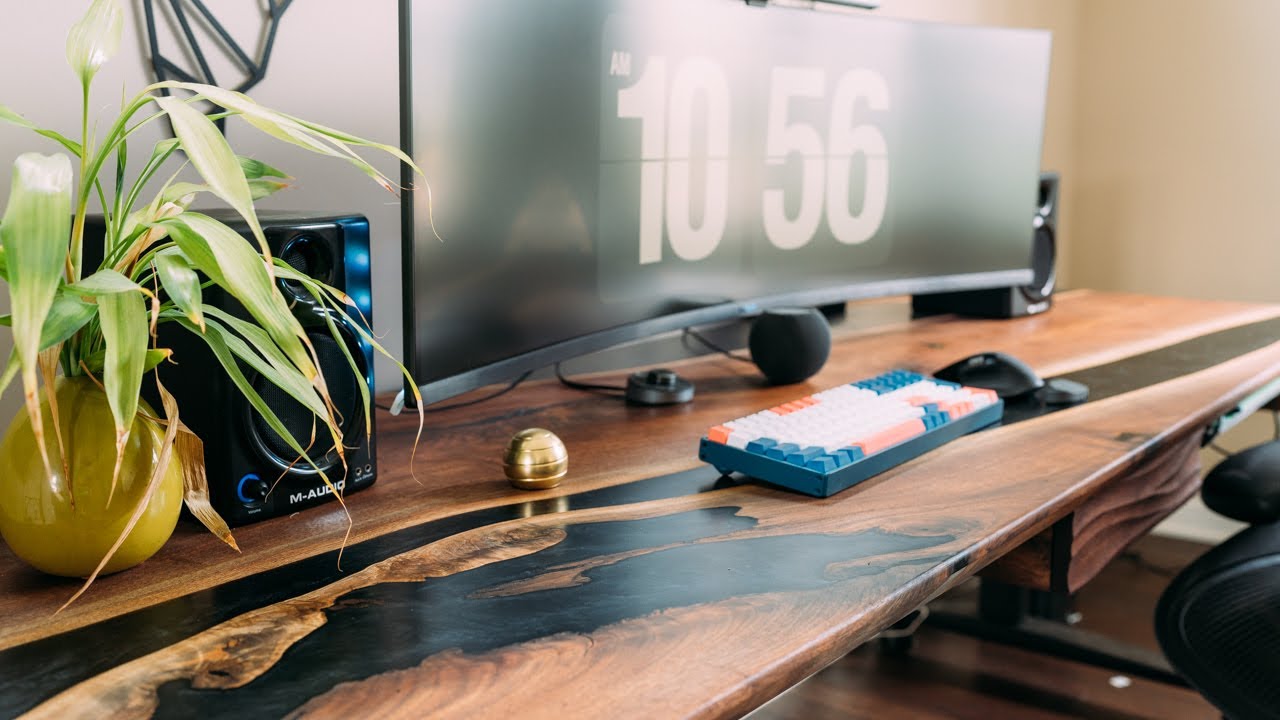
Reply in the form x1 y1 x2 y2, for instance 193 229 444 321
503 428 568 490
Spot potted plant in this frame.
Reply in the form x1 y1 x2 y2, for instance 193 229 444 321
0 0 422 606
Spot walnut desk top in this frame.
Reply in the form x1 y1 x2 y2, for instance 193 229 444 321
3 290 1280 719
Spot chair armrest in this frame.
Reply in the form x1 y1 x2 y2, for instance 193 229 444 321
1202 440 1280 524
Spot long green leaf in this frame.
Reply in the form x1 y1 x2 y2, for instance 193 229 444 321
98 290 148 499
238 156 288 180
289 268 423 454
272 263 354 307
196 306 328 419
196 308 341 457
66 0 123 87
80 347 171 376
245 115 395 192
154 96 269 259
149 81 416 191
69 267 142 295
154 251 203 330
0 293 97 349
1 152 73 473
118 138 180 241
112 164 191 269
0 105 83 156
270 268 371 439
195 312 343 467
158 182 208 205
161 213 316 381
330 287 425 477
0 351 20 403
42 292 96 350
247 178 291 201
160 177 290 204
176 316 329 476
176 315 351 555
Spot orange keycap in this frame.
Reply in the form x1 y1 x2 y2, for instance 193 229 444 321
855 418 926 455
707 426 731 444
940 400 972 419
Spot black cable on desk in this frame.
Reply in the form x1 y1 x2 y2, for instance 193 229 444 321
375 371 532 413
554 362 626 396
682 327 754 363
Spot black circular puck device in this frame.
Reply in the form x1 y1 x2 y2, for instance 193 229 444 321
625 368 695 406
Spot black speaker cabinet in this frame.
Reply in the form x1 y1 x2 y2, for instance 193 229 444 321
912 172 1059 319
87 212 377 526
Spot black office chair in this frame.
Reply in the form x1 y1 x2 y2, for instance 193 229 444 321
1156 440 1280 720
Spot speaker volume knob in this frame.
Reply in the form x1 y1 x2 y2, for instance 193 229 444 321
237 474 270 505
648 369 678 388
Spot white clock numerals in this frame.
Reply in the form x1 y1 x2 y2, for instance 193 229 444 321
618 55 731 265
763 67 827 250
617 56 890 263
826 69 890 246
763 67 891 250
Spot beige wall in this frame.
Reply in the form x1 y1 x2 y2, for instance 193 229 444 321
1073 0 1280 302
1070 0 1280 542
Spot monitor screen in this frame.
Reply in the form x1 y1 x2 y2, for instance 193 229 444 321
400 0 1051 403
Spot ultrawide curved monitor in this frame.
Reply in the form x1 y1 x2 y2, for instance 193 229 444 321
399 0 1051 406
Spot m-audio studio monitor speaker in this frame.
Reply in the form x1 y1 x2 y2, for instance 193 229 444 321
912 172 1059 319
89 212 377 526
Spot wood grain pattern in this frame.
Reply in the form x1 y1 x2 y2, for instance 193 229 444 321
982 429 1205 593
979 526 1055 591
3 290 1276 651
1067 431 1203 592
3 291 1280 719
756 536 1214 720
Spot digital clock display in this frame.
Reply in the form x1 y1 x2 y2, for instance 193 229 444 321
405 0 1051 385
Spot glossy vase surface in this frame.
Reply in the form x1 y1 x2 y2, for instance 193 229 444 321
0 376 182 577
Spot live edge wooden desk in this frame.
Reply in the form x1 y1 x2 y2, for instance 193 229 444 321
3 290 1280 719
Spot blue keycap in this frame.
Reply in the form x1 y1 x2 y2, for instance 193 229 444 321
746 437 778 455
806 456 838 473
766 442 800 461
837 446 865 463
785 446 825 466
826 452 852 469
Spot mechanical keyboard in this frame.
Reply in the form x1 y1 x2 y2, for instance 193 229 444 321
698 369 1003 497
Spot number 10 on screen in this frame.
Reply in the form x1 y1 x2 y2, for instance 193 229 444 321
610 51 892 266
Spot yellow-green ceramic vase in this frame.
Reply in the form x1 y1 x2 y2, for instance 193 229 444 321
0 376 182 577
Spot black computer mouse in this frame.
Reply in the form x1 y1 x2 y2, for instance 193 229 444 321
934 351 1045 399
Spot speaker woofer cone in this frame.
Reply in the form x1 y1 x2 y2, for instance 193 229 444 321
246 321 366 474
